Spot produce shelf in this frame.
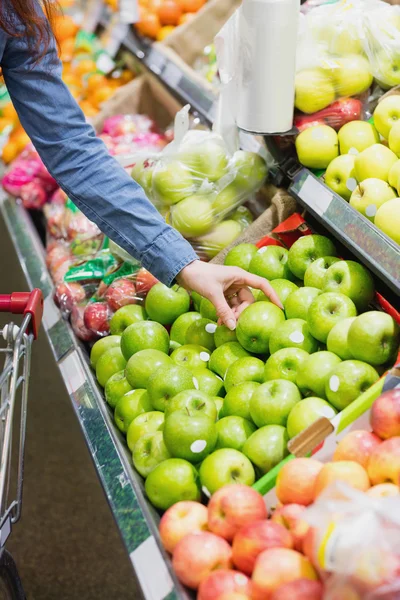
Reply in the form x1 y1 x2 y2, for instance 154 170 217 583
0 189 188 600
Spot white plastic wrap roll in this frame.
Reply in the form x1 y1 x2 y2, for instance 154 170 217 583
236 0 300 134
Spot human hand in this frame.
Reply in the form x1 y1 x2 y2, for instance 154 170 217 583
176 260 283 330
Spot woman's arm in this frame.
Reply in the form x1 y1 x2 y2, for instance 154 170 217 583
1 24 198 285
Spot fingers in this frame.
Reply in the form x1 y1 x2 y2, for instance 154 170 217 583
236 271 284 309
210 290 237 331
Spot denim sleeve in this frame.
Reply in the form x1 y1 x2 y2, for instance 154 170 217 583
1 27 198 285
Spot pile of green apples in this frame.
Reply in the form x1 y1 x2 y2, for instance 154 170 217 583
90 234 399 511
130 132 267 258
296 95 400 245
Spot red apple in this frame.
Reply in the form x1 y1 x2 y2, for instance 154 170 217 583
159 501 208 554
314 461 370 497
55 282 86 313
172 532 232 589
51 259 74 285
367 437 400 485
366 483 400 498
252 548 318 600
232 520 293 575
70 305 96 342
370 389 400 440
276 458 323 506
104 278 137 312
208 484 268 542
326 581 361 600
271 504 309 551
198 570 251 600
136 268 159 296
46 245 71 271
270 578 323 600
83 302 111 336
333 430 381 469
219 594 250 600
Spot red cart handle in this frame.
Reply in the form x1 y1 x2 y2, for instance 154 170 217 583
0 289 43 339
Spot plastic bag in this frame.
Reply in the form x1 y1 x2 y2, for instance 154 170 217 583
304 481 400 599
2 145 57 203
124 106 267 258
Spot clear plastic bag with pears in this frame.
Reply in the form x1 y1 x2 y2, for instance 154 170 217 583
294 0 400 131
303 480 400 600
115 105 269 260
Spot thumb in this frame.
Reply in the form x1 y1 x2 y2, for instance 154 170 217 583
211 291 237 331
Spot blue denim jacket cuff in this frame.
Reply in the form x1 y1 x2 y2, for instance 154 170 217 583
141 228 198 287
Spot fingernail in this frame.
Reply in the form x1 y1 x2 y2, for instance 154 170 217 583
227 319 236 331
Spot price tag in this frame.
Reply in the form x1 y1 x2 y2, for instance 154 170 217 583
43 295 60 331
96 52 116 74
130 536 174 600
163 61 182 89
147 49 166 75
59 352 87 397
83 0 104 33
298 174 333 216
101 15 129 57
119 0 139 23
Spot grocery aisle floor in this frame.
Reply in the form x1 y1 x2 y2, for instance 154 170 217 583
0 216 139 599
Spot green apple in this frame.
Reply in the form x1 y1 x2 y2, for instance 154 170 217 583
230 206 254 229
127 411 165 450
147 364 195 411
373 95 400 139
199 449 255 495
250 380 301 427
212 184 241 220
329 27 364 56
192 368 225 397
197 220 242 260
231 150 268 192
348 311 400 366
120 321 169 360
295 68 335 114
163 411 217 462
125 349 171 389
264 348 309 385
258 279 299 306
375 197 400 244
212 397 224 418
243 425 289 474
171 344 211 371
152 161 194 205
96 347 126 388
170 312 201 345
209 342 250 378
171 194 214 238
185 318 217 352
215 416 256 451
145 283 190 325
224 356 265 392
200 297 217 321
224 243 258 270
338 121 380 155
349 178 397 222
307 292 357 343
288 234 337 280
249 246 294 281
145 458 200 510
236 302 285 354
331 55 373 97
180 137 229 182
389 120 400 157
304 257 340 290
191 291 202 311
164 389 217 421
354 144 397 182
104 370 132 409
132 431 171 478
90 335 121 368
269 318 319 355
287 397 337 439
131 158 155 195
296 351 342 398
322 260 375 312
221 382 260 422
389 160 400 190
284 287 321 321
109 305 147 335
114 389 152 433
325 360 379 410
214 324 237 347
326 317 357 360
295 125 339 170
375 52 400 91
324 154 357 201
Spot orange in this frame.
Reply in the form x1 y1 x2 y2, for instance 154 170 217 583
59 37 75 62
0 117 14 132
148 0 163 9
91 86 115 108
157 25 175 41
79 101 99 117
54 15 79 42
15 131 31 152
135 12 161 39
2 103 19 124
74 59 97 77
86 73 108 93
63 72 81 88
2 141 19 164
158 0 182 25
120 70 135 84
178 0 205 11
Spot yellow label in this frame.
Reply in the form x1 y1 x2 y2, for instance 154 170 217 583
317 521 337 569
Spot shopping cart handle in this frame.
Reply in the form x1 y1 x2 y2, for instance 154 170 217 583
0 289 43 339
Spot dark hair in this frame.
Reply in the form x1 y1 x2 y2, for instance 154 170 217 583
0 0 59 59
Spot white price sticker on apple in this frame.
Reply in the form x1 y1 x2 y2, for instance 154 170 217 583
298 175 333 216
